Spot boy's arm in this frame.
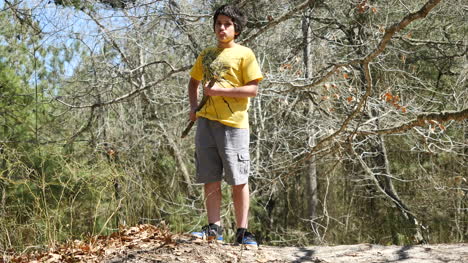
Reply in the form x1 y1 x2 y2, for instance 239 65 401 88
188 77 201 121
203 79 259 98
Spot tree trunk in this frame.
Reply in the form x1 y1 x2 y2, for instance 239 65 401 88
462 119 468 240
303 11 318 224
1 125 7 218
374 134 427 244
362 107 428 244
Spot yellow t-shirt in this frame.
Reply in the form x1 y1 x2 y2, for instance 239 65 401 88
190 45 263 128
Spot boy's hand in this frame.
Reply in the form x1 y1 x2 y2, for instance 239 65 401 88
203 82 219 96
189 108 198 122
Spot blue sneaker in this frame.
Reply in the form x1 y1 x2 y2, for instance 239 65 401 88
191 224 223 242
235 228 258 247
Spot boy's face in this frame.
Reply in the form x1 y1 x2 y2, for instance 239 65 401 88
214 15 237 45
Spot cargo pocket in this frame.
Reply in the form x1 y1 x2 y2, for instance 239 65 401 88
237 152 250 175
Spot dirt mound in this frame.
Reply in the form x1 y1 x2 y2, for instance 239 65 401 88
5 224 467 263
104 237 467 263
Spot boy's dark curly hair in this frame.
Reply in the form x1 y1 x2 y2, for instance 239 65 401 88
213 4 247 39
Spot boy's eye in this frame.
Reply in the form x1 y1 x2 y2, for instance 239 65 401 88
217 21 233 27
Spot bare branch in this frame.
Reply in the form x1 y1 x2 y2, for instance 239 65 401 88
356 108 468 135
299 0 444 158
4 0 41 34
305 62 373 158
66 106 96 145
55 65 191 109
288 61 361 90
293 0 442 91
241 0 318 45
84 8 131 67
363 0 442 63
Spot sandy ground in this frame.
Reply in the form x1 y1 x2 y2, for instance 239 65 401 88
8 225 465 263
104 235 468 263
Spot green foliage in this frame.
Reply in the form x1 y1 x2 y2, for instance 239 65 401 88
0 61 35 143
0 5 68 146
0 144 118 248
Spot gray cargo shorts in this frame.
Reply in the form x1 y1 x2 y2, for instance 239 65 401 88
195 117 250 186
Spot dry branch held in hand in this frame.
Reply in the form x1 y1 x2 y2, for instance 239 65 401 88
181 48 228 138
181 78 217 138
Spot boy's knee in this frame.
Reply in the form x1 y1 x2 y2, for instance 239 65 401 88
205 181 221 188
232 183 248 192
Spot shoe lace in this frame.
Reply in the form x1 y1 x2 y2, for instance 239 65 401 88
201 224 221 236
237 229 255 242
243 231 254 240
201 225 210 234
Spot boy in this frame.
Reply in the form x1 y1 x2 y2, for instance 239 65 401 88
187 4 263 247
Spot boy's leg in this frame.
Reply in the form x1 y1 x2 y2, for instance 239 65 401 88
192 118 224 241
233 182 257 247
196 117 224 225
216 125 257 246
218 126 250 229
232 183 249 229
205 181 222 226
